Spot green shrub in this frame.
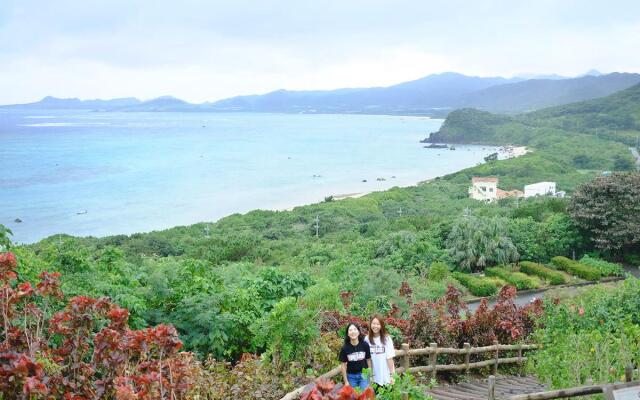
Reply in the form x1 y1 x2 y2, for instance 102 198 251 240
428 261 450 282
250 297 319 369
301 279 345 313
624 253 640 266
374 372 433 400
551 256 601 281
520 261 567 285
452 272 498 297
579 255 624 277
485 267 541 290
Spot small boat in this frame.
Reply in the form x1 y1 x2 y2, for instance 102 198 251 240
76 210 88 215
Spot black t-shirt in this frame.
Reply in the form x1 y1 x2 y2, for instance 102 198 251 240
339 339 371 374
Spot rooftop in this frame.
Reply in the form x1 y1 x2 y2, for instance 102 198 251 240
472 176 499 183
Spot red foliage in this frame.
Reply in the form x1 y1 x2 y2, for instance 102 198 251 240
301 379 376 400
0 252 18 282
0 252 197 399
398 281 413 302
323 284 542 356
339 291 353 309
406 284 543 348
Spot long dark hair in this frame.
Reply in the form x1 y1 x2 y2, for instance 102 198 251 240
367 314 388 345
343 322 364 345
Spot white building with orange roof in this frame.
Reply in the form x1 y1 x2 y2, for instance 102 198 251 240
468 177 499 202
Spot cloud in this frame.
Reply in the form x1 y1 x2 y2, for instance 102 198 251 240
1 0 639 103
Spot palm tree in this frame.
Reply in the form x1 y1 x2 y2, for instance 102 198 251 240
446 215 519 272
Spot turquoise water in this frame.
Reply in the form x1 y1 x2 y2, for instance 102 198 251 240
0 110 497 243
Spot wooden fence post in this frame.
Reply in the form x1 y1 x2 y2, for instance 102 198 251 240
493 340 499 376
625 364 633 382
464 342 471 373
488 375 496 400
401 343 410 373
517 343 523 363
429 343 438 380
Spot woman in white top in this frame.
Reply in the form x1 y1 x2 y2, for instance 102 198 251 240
364 315 396 386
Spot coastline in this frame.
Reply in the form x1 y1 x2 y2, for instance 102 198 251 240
4 110 526 244
278 145 528 212
10 142 529 244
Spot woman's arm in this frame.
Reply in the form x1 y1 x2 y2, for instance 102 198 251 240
386 358 395 384
341 362 349 386
387 336 396 384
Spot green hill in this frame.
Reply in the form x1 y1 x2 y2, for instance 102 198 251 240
428 83 640 172
431 83 640 146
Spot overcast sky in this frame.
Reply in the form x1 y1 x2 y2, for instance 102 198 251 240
1 0 640 104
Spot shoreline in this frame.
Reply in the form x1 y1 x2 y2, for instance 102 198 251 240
13 144 528 245
278 145 528 212
8 133 526 244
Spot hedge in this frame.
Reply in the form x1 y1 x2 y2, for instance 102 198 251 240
551 256 601 281
485 267 541 290
520 261 567 285
452 272 498 297
579 255 624 277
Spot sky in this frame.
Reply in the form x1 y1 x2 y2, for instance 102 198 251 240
1 0 640 104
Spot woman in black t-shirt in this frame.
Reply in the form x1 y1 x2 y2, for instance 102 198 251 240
338 322 372 390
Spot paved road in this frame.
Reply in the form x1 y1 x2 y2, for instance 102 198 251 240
467 266 639 312
630 147 640 167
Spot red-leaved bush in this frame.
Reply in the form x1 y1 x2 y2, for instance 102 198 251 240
323 284 543 352
0 252 197 399
301 378 375 400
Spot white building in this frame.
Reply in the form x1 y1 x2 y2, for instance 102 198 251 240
469 177 499 202
524 182 557 198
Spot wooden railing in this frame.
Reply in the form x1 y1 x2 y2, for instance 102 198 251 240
280 341 538 400
508 365 639 400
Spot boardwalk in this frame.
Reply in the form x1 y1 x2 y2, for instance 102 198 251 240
426 375 547 400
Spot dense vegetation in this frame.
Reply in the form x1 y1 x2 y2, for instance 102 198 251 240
529 279 640 389
2 82 640 398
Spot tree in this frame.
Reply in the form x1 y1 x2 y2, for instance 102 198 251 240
572 154 592 169
613 154 635 171
0 225 11 251
446 216 519 272
250 297 319 369
568 172 640 254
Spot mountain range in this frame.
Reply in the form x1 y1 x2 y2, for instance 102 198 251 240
3 71 640 116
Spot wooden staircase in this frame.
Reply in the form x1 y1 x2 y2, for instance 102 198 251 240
426 376 547 400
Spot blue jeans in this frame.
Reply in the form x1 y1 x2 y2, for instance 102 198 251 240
347 373 369 391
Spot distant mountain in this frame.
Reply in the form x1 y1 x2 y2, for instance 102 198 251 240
583 69 603 77
457 73 640 113
3 71 639 116
515 73 570 80
115 96 203 112
209 72 521 114
0 96 141 110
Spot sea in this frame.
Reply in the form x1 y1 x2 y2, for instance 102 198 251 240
0 110 499 244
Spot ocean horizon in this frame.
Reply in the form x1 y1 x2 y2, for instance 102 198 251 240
0 110 499 244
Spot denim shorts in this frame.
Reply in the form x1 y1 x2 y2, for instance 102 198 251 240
347 372 369 391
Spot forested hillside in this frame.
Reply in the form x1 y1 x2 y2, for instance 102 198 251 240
3 83 640 399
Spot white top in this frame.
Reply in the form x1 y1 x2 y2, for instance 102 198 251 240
364 335 395 385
